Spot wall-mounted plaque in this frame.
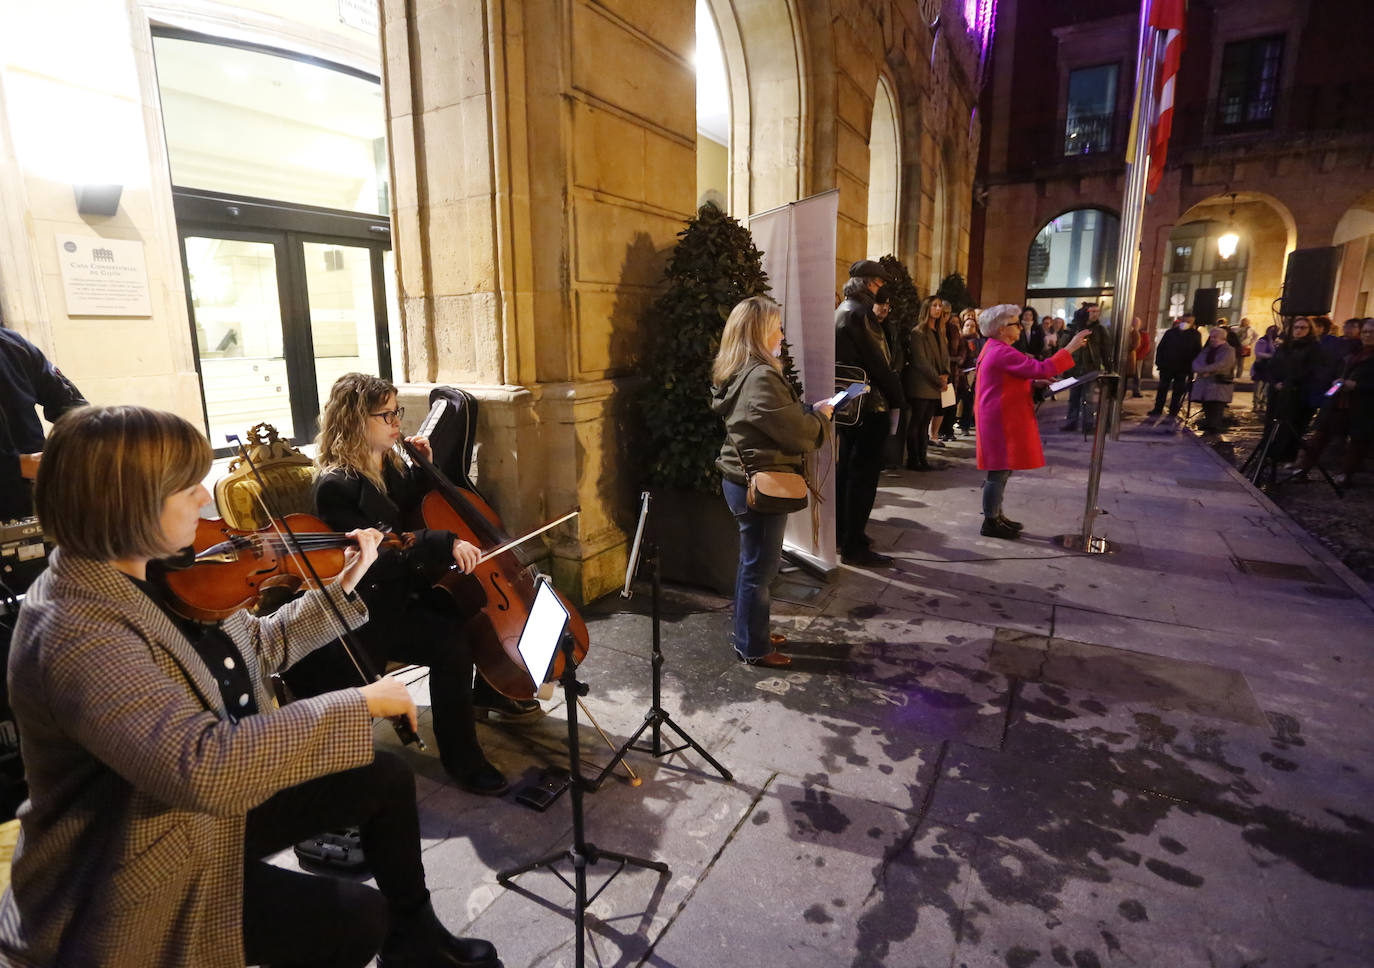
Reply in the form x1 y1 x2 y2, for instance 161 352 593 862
56 234 152 317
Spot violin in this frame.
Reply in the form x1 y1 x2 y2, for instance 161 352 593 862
400 424 589 700
156 513 412 622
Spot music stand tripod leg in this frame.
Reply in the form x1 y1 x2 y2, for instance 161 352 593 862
590 543 733 789
497 631 668 968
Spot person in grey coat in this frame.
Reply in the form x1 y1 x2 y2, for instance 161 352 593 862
0 405 498 968
903 295 951 470
1191 325 1237 433
713 297 832 667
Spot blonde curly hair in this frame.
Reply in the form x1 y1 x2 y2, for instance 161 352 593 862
315 372 402 489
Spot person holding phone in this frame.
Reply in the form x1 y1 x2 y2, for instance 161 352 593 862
712 296 832 667
974 305 1088 539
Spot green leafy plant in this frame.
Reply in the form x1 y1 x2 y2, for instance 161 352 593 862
640 203 771 494
878 254 921 333
936 271 976 314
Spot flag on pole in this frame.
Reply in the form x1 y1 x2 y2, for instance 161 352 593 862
1146 0 1186 194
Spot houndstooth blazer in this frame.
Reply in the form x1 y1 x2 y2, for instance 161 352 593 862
0 550 376 968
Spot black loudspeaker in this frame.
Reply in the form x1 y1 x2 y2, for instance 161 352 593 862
1280 247 1340 316
1192 288 1219 328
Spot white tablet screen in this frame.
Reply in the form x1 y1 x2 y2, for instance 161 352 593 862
516 579 572 687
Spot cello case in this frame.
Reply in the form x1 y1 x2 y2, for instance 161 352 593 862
423 386 482 494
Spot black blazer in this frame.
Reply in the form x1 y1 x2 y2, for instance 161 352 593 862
313 462 456 618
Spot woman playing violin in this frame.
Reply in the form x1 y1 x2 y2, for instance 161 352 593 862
284 373 538 797
0 405 498 968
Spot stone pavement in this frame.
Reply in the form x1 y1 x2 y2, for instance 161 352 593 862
330 394 1373 968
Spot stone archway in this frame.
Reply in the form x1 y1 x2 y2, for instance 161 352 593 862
703 0 806 215
1332 188 1374 320
1168 192 1297 329
866 74 900 257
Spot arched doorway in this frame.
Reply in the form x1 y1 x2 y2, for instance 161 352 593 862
1024 208 1120 323
702 0 805 215
695 0 730 210
1332 188 1374 320
1164 193 1295 333
866 76 900 257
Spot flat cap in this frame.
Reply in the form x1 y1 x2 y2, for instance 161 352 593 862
847 259 890 281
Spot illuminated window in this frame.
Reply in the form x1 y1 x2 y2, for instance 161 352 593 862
1218 35 1284 131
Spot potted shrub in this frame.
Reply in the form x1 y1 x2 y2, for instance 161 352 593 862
638 202 781 593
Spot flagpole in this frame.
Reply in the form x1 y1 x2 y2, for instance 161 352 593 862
1109 3 1166 441
1057 0 1162 554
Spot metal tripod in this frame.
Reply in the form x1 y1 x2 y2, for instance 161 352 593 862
592 541 732 788
497 629 669 968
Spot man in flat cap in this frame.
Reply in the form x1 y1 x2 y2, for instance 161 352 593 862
834 259 907 567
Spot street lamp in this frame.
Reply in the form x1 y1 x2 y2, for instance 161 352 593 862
1217 192 1239 260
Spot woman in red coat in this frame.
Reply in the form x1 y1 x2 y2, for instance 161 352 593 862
974 304 1088 539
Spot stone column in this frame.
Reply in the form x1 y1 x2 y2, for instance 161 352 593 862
381 0 696 603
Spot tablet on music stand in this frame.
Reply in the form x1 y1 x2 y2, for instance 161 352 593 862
516 576 572 689
622 491 651 598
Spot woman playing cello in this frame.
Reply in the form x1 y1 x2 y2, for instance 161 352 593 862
0 404 498 968
284 373 539 796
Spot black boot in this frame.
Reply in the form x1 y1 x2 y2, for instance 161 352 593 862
980 518 1020 540
998 515 1024 532
472 676 544 724
379 899 500 968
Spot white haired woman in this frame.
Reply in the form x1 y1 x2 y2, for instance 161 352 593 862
711 296 832 667
973 304 1088 539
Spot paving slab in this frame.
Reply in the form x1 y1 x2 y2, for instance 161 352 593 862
294 396 1373 968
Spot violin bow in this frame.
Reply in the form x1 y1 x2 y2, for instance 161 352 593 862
226 433 427 750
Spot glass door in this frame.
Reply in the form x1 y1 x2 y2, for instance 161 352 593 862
182 232 296 449
300 240 388 414
175 191 396 453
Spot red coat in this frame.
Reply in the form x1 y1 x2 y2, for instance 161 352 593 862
975 342 1075 470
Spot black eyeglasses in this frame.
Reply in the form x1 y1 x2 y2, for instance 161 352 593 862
369 407 405 424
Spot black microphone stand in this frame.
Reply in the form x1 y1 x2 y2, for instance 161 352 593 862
497 628 668 968
591 541 731 788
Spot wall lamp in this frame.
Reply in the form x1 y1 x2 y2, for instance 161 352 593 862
74 184 122 216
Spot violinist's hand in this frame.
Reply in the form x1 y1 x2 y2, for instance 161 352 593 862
358 677 418 732
452 538 481 573
815 402 835 419
338 528 383 594
404 435 433 461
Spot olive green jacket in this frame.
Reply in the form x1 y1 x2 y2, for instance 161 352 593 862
712 361 828 486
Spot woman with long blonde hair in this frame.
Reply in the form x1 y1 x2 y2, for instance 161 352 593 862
902 295 951 470
286 372 536 797
711 297 831 667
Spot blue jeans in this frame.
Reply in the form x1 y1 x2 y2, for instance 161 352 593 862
723 479 788 660
982 469 1012 519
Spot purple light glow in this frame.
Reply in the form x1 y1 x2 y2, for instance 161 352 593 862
963 0 997 59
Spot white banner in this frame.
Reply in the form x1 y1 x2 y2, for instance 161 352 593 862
749 189 840 574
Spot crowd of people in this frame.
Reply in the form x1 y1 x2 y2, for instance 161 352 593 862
1144 311 1374 487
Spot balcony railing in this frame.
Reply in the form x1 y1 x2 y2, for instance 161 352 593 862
1063 112 1115 156
994 81 1374 181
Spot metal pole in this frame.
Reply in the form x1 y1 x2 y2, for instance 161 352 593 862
1058 1 1160 554
1109 4 1165 441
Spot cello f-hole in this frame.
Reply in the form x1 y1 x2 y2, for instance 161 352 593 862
488 572 512 612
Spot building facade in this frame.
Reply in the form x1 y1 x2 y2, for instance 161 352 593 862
971 0 1374 342
1 0 987 601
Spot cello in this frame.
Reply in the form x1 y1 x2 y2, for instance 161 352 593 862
400 405 589 700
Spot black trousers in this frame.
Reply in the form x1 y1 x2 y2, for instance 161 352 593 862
242 752 427 968
284 589 486 777
1154 370 1190 415
905 397 939 468
836 411 890 554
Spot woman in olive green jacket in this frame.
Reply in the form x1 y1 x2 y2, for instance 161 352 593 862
711 297 832 667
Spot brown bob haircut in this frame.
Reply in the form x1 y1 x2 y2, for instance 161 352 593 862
35 405 212 560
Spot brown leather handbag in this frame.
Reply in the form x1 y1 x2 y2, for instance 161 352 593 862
746 469 809 514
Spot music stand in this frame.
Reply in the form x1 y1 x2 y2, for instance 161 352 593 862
591 493 732 788
497 575 669 968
